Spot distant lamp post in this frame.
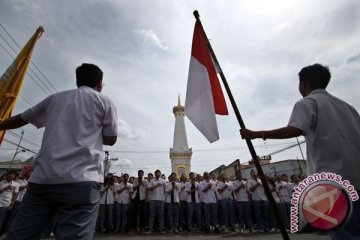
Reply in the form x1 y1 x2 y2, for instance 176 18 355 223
270 166 277 175
8 130 25 170
104 151 119 175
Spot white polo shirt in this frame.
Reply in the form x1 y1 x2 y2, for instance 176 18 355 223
99 185 115 204
185 181 200 203
248 178 267 201
217 181 233 200
165 182 180 203
131 178 147 201
275 181 291 203
115 182 133 204
148 178 166 201
0 180 19 207
199 180 217 204
232 179 249 202
179 181 188 201
21 86 118 184
288 89 360 189
16 179 28 202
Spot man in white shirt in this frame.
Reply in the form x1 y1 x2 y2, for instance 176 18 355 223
178 173 188 231
248 170 269 232
165 173 180 233
131 170 147 232
114 173 132 233
146 170 166 234
217 174 235 232
241 64 360 239
186 172 201 232
275 174 291 230
199 172 219 233
0 63 118 240
0 171 19 229
8 170 33 232
233 171 253 232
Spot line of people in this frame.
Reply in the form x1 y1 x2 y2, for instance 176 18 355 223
94 168 302 234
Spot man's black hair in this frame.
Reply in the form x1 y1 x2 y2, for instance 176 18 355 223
298 63 331 89
76 63 103 88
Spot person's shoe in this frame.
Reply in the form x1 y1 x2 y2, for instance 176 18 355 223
249 228 257 233
160 230 166 234
145 230 152 234
173 229 179 233
269 228 276 233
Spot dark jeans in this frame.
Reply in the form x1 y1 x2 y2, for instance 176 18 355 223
132 199 145 229
168 203 179 231
236 201 253 229
188 202 201 230
7 182 101 240
252 200 269 230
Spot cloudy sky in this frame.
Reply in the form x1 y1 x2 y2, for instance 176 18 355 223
0 0 359 177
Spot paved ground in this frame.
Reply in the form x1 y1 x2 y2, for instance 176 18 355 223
43 231 331 240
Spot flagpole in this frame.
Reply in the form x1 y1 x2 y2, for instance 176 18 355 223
193 10 290 240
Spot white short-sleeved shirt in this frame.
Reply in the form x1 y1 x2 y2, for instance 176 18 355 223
185 181 200 203
217 181 233 200
288 89 360 189
0 180 19 207
148 178 166 201
179 181 188 201
248 178 267 201
199 180 217 203
232 180 248 202
115 182 133 204
16 179 28 202
275 181 291 203
21 86 118 184
99 185 115 204
165 182 180 203
131 179 147 201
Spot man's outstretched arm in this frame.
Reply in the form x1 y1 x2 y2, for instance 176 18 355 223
0 114 28 131
240 126 303 140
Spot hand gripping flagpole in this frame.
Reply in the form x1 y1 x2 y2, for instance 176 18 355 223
193 10 290 240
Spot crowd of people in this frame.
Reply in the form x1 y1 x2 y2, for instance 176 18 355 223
0 167 302 237
91 169 302 235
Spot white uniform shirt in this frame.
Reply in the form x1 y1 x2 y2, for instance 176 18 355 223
185 181 200 203
148 178 166 201
15 179 28 202
0 180 19 207
179 181 188 201
99 185 115 204
199 180 217 204
269 182 280 203
232 179 248 202
21 86 118 184
165 182 180 203
217 181 233 200
131 178 147 201
248 178 267 201
288 89 360 189
115 182 133 204
275 181 291 203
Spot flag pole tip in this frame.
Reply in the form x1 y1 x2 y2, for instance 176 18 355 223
193 10 200 19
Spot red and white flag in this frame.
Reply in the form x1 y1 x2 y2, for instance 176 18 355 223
185 20 228 143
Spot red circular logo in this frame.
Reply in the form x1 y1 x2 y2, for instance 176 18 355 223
301 182 349 230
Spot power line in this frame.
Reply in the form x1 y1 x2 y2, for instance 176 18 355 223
0 24 58 96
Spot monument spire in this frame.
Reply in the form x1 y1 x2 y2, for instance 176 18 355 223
170 95 192 177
